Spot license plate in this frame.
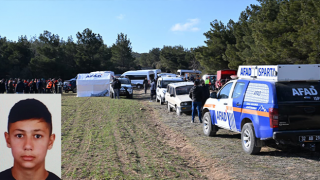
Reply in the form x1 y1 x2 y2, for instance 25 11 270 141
299 135 320 142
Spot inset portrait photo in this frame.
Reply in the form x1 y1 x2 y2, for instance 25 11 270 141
0 94 61 180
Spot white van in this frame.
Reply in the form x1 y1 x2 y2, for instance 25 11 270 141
121 70 155 89
156 76 184 104
138 69 161 79
176 69 202 78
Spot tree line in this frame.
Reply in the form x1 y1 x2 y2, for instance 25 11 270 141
1 0 319 79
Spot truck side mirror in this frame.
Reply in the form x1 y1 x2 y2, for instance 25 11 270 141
210 92 217 98
170 94 174 97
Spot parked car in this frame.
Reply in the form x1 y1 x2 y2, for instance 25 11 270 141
165 82 194 116
64 80 77 93
156 76 184 105
114 74 122 78
203 64 320 154
110 78 133 99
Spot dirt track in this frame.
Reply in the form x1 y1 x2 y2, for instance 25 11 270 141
135 89 320 180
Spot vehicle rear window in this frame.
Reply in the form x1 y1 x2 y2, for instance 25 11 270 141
119 79 130 84
176 85 193 95
161 80 183 88
276 82 320 102
149 74 155 80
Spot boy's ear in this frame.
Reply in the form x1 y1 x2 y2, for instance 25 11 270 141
4 132 11 148
48 134 56 150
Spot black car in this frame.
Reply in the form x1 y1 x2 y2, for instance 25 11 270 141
64 80 77 93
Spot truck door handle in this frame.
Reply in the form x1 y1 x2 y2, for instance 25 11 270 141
236 103 241 106
224 103 227 105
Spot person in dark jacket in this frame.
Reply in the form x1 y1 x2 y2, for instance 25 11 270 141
201 79 210 106
5 79 8 93
8 78 14 93
189 80 203 123
143 78 148 94
112 78 121 99
0 79 5 93
32 78 38 93
36 79 43 93
15 78 25 94
23 80 29 93
29 79 35 93
150 79 156 101
190 75 195 82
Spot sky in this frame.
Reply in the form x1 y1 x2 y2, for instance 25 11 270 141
0 0 259 53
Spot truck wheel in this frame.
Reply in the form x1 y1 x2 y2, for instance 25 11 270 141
129 94 133 99
73 87 77 93
203 112 217 136
167 102 171 112
241 123 261 155
137 84 142 89
176 106 181 116
65 90 69 93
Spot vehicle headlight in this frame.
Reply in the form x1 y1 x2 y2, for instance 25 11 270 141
181 102 188 106
162 90 166 94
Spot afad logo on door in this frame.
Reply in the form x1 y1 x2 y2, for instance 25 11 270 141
216 110 233 122
85 74 103 78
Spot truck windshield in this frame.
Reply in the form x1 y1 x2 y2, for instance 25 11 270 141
276 82 320 102
176 85 193 95
119 79 131 84
162 80 183 88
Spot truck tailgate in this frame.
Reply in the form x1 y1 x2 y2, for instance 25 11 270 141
278 102 320 130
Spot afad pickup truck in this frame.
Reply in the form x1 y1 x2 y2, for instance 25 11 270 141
202 64 320 154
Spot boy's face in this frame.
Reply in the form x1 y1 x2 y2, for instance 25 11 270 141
4 119 55 169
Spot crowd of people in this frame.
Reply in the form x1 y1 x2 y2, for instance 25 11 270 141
0 78 64 94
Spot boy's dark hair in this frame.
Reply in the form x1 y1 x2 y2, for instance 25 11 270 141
8 99 52 134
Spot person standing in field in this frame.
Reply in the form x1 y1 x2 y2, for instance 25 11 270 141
150 79 156 102
8 78 14 94
15 78 25 94
0 79 5 93
189 80 202 123
143 78 148 94
201 79 210 107
112 78 121 99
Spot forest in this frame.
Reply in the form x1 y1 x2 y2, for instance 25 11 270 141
0 0 319 80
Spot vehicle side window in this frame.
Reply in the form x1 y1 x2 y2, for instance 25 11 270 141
244 83 269 103
232 82 246 99
167 86 170 93
218 83 233 99
129 75 147 80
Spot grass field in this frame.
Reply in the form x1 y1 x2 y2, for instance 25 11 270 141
61 93 205 180
61 91 320 180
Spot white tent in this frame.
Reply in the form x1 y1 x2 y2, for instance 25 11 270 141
77 71 114 97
